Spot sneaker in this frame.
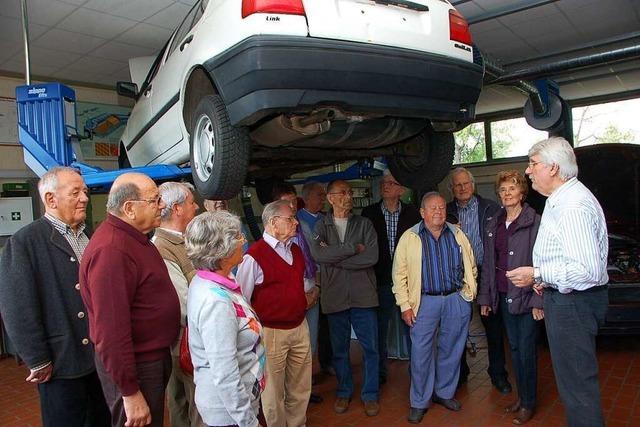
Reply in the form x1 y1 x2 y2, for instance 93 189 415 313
333 397 350 414
364 400 379 417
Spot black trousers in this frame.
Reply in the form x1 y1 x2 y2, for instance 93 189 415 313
544 287 608 427
38 370 110 427
318 303 333 370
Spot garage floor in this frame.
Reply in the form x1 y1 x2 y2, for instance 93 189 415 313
1 317 639 427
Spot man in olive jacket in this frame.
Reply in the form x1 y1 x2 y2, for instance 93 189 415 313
0 167 109 427
310 180 380 417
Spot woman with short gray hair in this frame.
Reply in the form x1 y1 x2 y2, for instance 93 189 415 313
185 211 265 427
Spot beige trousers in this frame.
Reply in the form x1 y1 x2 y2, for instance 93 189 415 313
261 320 312 427
166 356 205 427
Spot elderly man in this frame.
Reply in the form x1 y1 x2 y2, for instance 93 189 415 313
272 183 324 404
310 180 380 416
361 170 421 384
507 137 609 427
152 182 201 427
80 172 180 427
393 192 477 424
447 167 510 393
297 181 334 376
237 199 312 427
0 167 109 427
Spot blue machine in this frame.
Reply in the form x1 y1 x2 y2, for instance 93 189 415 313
15 83 190 192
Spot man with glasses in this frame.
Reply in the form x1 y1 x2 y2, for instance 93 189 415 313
310 180 381 417
80 172 180 427
447 167 510 393
507 137 609 427
237 199 312 427
152 182 202 427
362 170 421 385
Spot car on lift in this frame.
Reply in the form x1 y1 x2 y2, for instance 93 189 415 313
116 0 484 199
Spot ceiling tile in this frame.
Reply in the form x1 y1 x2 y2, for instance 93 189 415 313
116 23 172 49
57 7 137 39
0 41 22 64
6 46 83 71
66 56 128 75
0 16 49 44
32 28 107 55
0 59 62 79
91 41 156 61
178 0 198 5
82 0 175 22
144 2 190 29
58 0 91 5
0 0 78 26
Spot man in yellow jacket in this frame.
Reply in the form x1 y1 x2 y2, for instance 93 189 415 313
392 192 477 424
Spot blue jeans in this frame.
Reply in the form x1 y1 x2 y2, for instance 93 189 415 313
327 308 379 401
544 287 608 427
500 294 538 409
306 303 320 355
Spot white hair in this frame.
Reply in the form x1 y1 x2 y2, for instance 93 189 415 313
37 167 82 203
159 182 195 220
301 181 324 201
262 199 291 225
421 191 445 208
449 167 475 190
528 137 578 180
106 183 140 215
185 211 242 271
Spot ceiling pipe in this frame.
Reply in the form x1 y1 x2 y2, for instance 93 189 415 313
20 0 31 85
490 44 640 85
483 58 546 116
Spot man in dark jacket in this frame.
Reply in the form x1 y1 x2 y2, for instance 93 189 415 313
0 167 109 427
361 170 421 384
447 167 511 393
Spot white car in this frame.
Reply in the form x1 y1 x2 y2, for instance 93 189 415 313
117 0 483 199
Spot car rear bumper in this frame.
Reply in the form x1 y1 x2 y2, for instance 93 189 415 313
204 35 484 126
599 283 640 335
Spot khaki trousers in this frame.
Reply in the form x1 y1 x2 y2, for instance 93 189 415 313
167 356 205 427
262 320 312 427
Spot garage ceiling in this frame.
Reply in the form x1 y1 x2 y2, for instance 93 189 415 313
1 0 639 114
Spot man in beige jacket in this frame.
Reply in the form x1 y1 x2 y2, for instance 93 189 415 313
392 192 477 424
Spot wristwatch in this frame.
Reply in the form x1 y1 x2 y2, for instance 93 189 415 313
533 267 542 284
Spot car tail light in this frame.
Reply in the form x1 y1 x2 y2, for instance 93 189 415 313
242 0 306 18
449 9 472 45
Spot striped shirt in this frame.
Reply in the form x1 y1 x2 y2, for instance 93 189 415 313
457 196 484 265
44 213 89 262
532 178 609 294
419 222 463 293
381 202 401 257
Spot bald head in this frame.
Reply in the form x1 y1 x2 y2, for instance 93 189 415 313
107 172 166 234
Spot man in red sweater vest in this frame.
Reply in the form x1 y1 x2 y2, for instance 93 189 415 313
80 173 180 427
237 199 311 427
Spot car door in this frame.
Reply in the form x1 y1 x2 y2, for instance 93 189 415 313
148 0 209 161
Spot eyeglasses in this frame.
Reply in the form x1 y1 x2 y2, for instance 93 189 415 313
129 195 163 206
273 215 298 223
381 180 402 187
497 186 518 194
328 190 354 197
453 181 472 190
527 161 542 168
236 233 247 243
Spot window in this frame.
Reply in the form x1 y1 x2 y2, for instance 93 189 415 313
572 98 640 147
454 122 486 164
168 1 202 56
490 117 548 159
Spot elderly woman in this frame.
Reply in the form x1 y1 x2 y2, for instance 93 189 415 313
185 211 265 427
477 170 542 425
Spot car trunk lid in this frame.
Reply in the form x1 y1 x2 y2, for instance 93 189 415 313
302 0 473 62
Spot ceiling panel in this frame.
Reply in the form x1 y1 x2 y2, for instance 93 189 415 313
0 0 77 26
90 41 156 62
32 28 107 55
115 23 172 49
144 2 191 29
82 0 175 22
57 7 137 39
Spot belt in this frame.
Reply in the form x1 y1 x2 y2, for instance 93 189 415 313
422 289 457 296
547 285 608 293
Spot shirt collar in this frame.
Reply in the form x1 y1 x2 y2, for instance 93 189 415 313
301 208 319 217
197 270 240 291
419 221 448 238
457 195 477 210
381 201 402 215
106 214 151 244
263 231 292 250
547 177 578 208
44 213 86 237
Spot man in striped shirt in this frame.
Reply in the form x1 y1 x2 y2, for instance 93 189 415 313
393 192 477 424
508 137 609 427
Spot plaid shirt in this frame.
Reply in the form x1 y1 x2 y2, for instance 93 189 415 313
381 202 402 258
44 213 89 262
457 196 484 265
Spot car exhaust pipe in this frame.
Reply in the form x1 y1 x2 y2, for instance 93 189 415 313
297 109 336 127
250 110 334 147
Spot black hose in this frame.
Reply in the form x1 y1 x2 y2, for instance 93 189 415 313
241 193 262 241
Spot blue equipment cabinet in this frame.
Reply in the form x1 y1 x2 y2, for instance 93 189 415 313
16 83 190 192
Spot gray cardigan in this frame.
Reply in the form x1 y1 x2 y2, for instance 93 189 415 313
0 218 95 378
310 211 379 314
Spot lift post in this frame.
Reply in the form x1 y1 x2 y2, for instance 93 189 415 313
15 82 191 192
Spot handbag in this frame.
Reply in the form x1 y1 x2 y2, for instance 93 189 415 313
179 322 194 376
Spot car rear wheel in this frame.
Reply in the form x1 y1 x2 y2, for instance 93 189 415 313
190 95 250 199
387 127 455 191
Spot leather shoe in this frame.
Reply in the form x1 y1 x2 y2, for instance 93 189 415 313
334 397 350 414
492 377 513 394
432 395 461 412
505 399 521 414
309 393 323 404
364 400 379 417
512 407 534 425
407 407 428 424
